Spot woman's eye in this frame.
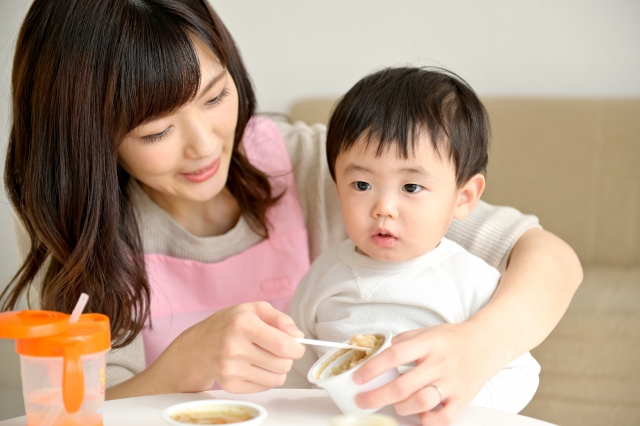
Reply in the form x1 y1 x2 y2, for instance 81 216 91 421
403 183 423 193
354 181 371 191
143 127 171 143
206 88 230 106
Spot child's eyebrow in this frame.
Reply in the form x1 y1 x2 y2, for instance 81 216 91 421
343 164 372 174
399 166 432 177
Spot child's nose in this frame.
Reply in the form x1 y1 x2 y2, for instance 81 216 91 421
372 194 398 219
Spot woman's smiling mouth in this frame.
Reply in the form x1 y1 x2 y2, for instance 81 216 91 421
180 158 220 183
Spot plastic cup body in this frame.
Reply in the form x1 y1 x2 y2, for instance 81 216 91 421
308 331 399 414
20 350 107 426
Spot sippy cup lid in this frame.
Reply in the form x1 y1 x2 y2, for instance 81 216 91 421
0 309 111 414
0 310 70 339
0 310 111 356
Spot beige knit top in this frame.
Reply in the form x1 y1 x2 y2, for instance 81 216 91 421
12 119 540 388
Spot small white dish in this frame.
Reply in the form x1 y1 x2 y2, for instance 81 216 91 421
161 399 267 425
308 330 399 415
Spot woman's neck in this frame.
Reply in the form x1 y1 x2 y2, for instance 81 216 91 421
139 182 241 237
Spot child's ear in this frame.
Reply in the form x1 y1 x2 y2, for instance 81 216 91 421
453 174 485 220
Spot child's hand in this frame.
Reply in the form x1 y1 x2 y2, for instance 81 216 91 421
154 301 306 394
352 323 505 426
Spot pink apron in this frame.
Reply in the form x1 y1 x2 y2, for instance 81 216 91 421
141 117 310 367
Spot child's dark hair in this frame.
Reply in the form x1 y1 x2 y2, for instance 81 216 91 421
326 67 490 187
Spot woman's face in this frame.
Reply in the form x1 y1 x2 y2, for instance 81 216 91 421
118 36 239 204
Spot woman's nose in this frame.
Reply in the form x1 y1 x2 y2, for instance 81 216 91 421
183 119 217 159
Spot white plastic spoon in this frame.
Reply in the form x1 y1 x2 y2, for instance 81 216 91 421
295 338 369 351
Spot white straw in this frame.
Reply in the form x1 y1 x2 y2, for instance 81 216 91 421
41 293 89 426
69 293 89 324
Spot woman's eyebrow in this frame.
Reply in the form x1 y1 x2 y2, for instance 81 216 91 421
197 69 226 101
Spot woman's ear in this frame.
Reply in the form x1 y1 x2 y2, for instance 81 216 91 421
453 174 485 220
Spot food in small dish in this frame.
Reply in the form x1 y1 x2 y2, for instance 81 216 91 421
161 400 267 426
170 406 254 424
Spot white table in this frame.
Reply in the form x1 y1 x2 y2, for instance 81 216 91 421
0 389 556 425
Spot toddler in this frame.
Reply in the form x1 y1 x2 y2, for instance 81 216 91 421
290 67 540 413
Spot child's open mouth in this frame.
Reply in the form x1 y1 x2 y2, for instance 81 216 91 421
372 229 397 247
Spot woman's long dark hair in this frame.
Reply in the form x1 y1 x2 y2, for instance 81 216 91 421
2 0 279 348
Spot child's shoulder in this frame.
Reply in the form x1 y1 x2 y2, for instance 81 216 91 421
437 237 501 283
294 240 352 303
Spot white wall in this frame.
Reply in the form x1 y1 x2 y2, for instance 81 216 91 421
212 0 640 113
0 0 31 291
0 0 639 281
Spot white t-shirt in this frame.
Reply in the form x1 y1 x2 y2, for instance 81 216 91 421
289 237 541 413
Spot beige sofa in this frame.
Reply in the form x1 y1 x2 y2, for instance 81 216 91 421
290 97 640 426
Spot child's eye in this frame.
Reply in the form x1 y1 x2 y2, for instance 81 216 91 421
402 183 423 193
354 181 372 191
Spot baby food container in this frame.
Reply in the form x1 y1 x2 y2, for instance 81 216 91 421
308 330 399 414
0 310 110 426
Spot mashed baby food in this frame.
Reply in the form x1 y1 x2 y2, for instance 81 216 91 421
325 334 385 378
170 406 255 424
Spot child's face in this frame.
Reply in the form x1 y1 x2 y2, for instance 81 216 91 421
334 133 482 262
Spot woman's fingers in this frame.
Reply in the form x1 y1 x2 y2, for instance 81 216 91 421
392 383 443 416
241 304 306 360
170 302 305 393
355 360 439 409
353 338 431 385
216 363 289 392
250 301 304 338
391 328 425 345
418 399 464 426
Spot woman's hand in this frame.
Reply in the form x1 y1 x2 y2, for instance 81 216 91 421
107 302 305 399
353 323 504 425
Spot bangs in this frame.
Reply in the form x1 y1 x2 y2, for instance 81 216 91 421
326 67 490 186
331 68 452 161
114 1 226 133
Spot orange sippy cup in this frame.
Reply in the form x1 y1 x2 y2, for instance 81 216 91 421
0 310 110 426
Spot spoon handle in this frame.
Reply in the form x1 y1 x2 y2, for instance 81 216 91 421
295 338 369 351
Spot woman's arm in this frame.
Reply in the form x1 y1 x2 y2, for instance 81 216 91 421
353 228 582 425
468 227 582 362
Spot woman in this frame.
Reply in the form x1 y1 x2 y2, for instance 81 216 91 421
2 0 582 424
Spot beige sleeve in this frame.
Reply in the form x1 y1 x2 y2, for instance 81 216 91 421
445 200 542 272
12 215 146 388
277 121 348 262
